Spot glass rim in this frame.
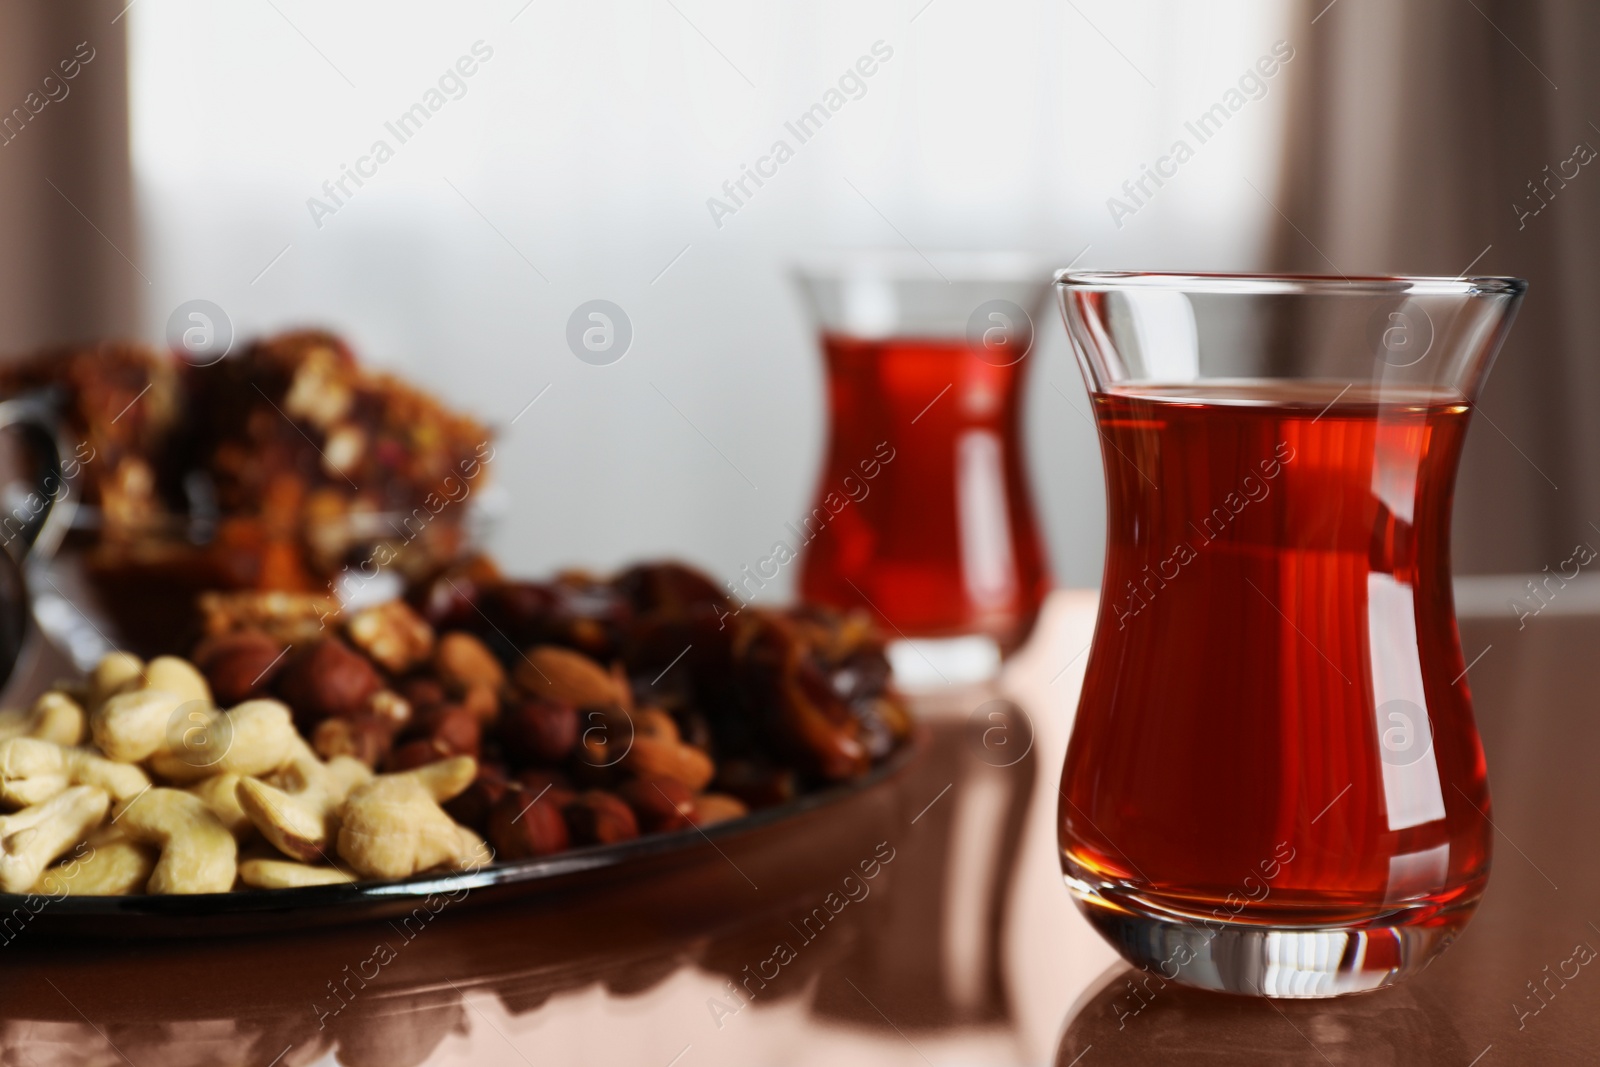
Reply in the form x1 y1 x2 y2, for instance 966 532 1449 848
1054 270 1528 298
793 248 1054 284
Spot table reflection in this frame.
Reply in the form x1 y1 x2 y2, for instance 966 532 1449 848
14 591 1584 1065
0 706 1040 1066
1057 962 1469 1066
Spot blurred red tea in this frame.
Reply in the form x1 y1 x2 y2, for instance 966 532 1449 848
793 254 1052 670
799 333 1048 655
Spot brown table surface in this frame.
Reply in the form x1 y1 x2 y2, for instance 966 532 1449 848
0 588 1592 1066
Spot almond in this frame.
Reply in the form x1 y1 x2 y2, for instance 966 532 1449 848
623 735 714 792
459 682 499 725
434 632 506 691
617 778 694 833
514 646 620 708
687 793 749 828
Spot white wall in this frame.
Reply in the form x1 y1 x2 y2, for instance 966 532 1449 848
128 0 1294 594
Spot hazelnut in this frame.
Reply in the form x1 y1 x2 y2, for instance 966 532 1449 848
562 790 638 846
398 677 447 712
346 601 435 674
514 646 620 708
617 778 694 833
613 561 733 615
386 738 452 772
481 581 556 634
498 696 578 765
312 716 394 768
405 704 482 758
276 638 384 725
486 787 570 859
415 554 503 629
444 765 510 833
192 629 287 706
714 761 797 808
434 632 506 691
516 769 574 795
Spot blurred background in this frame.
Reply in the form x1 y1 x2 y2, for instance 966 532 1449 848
0 0 1592 594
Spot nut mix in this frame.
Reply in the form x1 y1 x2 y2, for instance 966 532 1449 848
0 560 909 894
0 326 908 894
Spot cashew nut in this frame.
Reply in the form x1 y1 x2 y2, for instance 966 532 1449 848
0 786 109 893
33 827 155 897
91 688 188 763
90 656 235 769
113 789 238 894
336 756 485 879
88 652 145 709
236 740 371 862
238 857 356 889
87 696 300 784
0 692 86 747
145 700 298 783
187 774 255 842
142 656 212 707
48 676 92 708
403 755 478 804
0 737 150 808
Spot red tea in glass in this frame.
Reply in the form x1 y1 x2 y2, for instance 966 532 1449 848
800 334 1048 653
794 255 1051 680
1056 273 1525 997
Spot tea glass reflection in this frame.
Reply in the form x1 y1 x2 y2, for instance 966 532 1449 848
1055 271 1525 996
794 253 1051 687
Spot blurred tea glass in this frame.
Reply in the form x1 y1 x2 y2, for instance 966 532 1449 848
793 252 1051 687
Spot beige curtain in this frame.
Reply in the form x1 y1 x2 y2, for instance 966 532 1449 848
0 1 137 350
1273 0 1600 573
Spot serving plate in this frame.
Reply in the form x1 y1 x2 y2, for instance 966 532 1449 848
3 731 922 938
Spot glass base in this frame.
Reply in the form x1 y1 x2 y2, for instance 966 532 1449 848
1071 884 1469 998
886 635 1001 689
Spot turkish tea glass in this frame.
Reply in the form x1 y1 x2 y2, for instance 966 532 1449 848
1055 271 1526 997
794 252 1051 687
